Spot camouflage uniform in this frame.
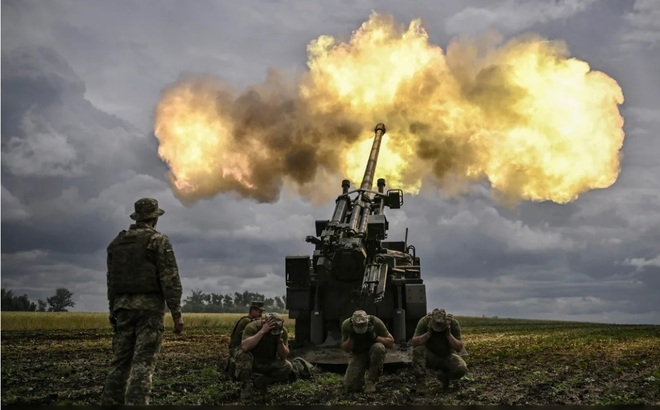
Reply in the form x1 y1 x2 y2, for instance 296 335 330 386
101 198 183 406
412 309 467 391
235 314 293 395
226 301 264 377
341 311 390 393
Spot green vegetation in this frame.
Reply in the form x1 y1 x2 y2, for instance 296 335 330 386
0 312 292 331
1 314 658 406
183 290 287 313
1 287 74 312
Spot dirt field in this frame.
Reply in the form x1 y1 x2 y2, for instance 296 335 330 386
1 317 659 406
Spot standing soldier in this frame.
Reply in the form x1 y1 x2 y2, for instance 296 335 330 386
236 312 294 400
226 301 265 376
341 310 394 393
101 198 184 405
411 308 467 394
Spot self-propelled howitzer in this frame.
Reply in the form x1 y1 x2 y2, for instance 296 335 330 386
285 123 427 364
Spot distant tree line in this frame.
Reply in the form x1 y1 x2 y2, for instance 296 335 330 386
182 290 287 313
1 288 76 312
2 287 286 314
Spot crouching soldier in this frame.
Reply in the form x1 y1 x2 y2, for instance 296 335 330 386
412 308 467 394
341 310 394 393
235 312 293 400
226 301 264 377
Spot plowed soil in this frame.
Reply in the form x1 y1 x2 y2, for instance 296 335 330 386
2 319 659 406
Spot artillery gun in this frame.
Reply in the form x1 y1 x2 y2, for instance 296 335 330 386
285 123 427 365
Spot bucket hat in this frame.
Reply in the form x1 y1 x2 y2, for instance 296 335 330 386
130 198 165 221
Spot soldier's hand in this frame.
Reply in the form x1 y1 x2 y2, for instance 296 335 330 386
173 316 184 334
260 318 277 334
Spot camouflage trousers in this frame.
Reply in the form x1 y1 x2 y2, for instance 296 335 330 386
234 350 293 386
225 347 239 378
100 309 164 405
412 346 467 381
344 342 386 392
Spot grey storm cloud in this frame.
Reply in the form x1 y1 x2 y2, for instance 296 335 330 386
1 0 659 324
444 0 598 36
0 45 171 258
623 0 660 47
1 46 167 190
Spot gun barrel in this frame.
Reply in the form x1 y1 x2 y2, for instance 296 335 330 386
359 123 386 192
347 123 386 235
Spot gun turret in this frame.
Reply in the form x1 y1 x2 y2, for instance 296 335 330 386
285 123 426 364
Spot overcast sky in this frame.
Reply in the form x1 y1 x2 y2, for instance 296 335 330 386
2 0 659 324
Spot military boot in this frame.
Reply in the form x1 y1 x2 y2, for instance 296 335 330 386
252 373 268 394
415 378 427 396
364 380 377 394
438 371 450 390
240 381 252 401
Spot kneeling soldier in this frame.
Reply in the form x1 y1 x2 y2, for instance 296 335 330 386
411 308 467 394
341 310 394 393
226 301 264 377
236 312 293 400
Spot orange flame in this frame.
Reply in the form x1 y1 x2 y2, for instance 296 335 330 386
154 13 624 205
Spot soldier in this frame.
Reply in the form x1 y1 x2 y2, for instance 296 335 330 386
101 198 184 405
226 301 265 376
341 310 394 393
411 308 467 394
235 312 293 400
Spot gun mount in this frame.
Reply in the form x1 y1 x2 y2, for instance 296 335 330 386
286 123 427 365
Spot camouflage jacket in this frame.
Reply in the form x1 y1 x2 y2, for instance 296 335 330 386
107 222 182 318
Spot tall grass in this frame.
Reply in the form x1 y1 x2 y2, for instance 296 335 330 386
0 312 292 331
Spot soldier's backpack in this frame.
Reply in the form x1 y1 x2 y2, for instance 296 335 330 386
291 357 315 380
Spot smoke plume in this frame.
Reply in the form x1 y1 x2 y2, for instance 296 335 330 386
154 13 624 205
